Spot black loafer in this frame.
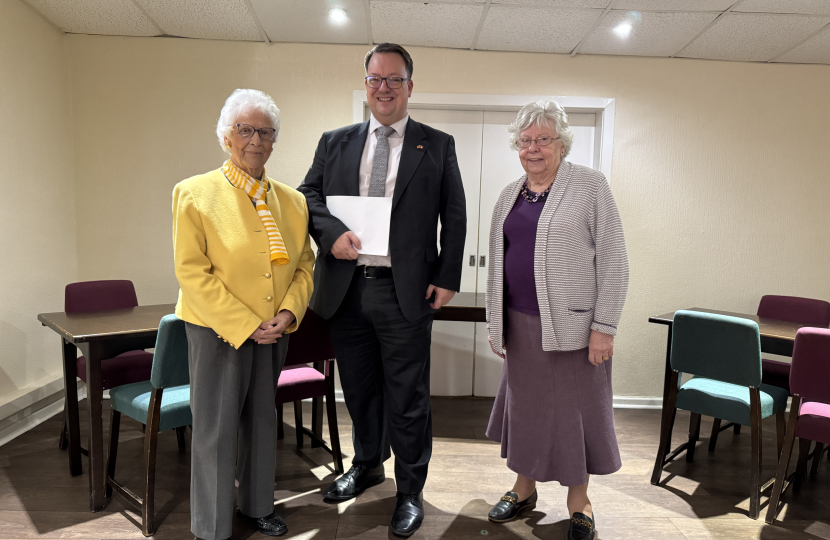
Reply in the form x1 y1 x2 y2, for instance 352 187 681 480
488 490 537 523
567 511 595 540
390 492 424 537
321 463 385 501
236 510 287 537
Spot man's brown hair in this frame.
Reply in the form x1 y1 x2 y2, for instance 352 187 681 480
364 43 413 79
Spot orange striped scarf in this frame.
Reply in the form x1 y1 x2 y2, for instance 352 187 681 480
222 159 290 265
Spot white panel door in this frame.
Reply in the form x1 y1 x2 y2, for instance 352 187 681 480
473 111 597 397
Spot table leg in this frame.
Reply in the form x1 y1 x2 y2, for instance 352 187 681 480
661 325 675 456
62 338 82 476
311 362 324 448
78 342 106 512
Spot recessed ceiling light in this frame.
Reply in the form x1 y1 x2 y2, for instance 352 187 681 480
329 8 348 25
613 22 633 39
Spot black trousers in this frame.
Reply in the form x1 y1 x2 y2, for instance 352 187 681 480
328 268 434 495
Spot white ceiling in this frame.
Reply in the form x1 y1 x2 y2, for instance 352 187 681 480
19 0 830 65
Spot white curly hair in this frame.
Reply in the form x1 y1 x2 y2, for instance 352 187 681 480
216 89 281 154
507 99 574 158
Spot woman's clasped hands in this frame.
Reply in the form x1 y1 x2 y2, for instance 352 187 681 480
250 309 295 344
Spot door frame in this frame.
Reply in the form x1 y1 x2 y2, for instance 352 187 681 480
352 91 616 180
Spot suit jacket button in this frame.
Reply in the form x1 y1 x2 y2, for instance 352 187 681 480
265 296 273 301
264 273 272 278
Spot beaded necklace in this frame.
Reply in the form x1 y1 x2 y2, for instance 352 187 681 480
519 179 553 203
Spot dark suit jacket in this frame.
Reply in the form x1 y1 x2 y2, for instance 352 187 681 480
298 118 467 321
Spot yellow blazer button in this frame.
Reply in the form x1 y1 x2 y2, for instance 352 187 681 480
217 335 223 339
223 339 228 343
264 273 271 278
229 343 235 347
265 296 273 301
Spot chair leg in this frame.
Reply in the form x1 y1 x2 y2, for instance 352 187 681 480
686 413 701 462
59 417 69 451
294 400 304 448
776 412 786 458
175 426 186 452
106 410 121 498
810 442 824 479
651 371 680 485
794 438 810 492
765 396 801 524
325 372 344 474
749 388 762 520
142 389 163 537
277 403 284 440
311 396 324 448
709 418 721 452
734 424 741 434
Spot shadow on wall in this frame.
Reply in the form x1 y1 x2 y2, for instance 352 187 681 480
0 320 26 398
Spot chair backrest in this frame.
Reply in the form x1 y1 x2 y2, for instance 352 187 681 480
283 308 335 367
671 310 762 387
757 295 830 327
65 280 139 313
790 327 830 403
150 315 189 389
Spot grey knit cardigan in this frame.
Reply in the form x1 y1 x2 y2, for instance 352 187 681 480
486 161 629 354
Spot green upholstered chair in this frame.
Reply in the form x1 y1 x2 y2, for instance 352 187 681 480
650 310 789 519
105 314 191 537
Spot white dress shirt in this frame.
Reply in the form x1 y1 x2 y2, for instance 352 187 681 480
356 114 409 267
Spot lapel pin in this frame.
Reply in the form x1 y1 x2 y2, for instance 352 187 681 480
417 145 424 150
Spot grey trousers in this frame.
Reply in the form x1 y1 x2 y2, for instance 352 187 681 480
185 322 289 540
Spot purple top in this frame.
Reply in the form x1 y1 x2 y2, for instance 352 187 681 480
504 190 547 316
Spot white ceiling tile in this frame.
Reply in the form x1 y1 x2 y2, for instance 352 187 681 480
476 6 601 53
24 0 160 35
734 0 830 16
135 0 261 41
775 25 830 62
491 0 610 8
371 2 483 49
580 10 717 56
677 13 830 61
613 0 734 10
251 0 368 44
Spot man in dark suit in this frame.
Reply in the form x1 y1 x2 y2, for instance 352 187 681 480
298 43 466 536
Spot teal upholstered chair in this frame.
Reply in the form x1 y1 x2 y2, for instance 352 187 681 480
650 310 789 519
105 314 191 536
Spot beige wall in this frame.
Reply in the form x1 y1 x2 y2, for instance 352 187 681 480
0 1 78 400
59 35 830 398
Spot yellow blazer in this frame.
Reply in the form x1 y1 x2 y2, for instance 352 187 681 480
172 168 314 349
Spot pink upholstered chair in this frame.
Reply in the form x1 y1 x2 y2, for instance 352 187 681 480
709 295 830 450
766 328 830 523
276 307 343 473
58 281 158 469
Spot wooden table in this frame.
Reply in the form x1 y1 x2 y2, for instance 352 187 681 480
649 307 807 463
433 292 486 322
39 303 177 512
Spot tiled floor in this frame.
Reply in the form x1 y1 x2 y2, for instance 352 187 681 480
0 398 828 539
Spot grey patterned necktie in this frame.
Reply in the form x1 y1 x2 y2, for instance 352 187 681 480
368 125 395 197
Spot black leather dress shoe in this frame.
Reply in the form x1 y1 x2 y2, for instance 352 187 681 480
236 510 288 537
487 490 537 523
321 464 385 501
390 492 424 537
567 512 595 540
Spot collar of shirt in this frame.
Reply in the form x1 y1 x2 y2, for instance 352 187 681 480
369 114 409 138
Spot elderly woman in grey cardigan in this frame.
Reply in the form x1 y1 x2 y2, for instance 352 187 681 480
484 100 628 540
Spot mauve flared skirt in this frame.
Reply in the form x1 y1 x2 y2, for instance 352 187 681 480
485 308 622 486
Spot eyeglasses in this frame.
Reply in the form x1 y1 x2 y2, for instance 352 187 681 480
517 136 560 148
235 124 277 142
365 76 410 89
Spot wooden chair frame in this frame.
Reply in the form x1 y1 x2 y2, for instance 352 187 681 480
766 394 830 524
276 359 343 474
105 387 187 537
651 370 785 520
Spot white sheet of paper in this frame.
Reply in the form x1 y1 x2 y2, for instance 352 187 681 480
326 196 393 256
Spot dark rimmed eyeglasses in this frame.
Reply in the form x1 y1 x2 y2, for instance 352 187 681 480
235 123 277 141
365 76 411 89
517 136 560 148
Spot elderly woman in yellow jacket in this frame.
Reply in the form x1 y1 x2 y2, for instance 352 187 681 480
173 89 314 540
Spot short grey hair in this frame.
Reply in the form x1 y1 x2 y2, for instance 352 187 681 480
507 99 574 158
216 89 281 154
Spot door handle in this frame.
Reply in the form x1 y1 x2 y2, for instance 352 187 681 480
469 255 476 267
479 256 486 267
